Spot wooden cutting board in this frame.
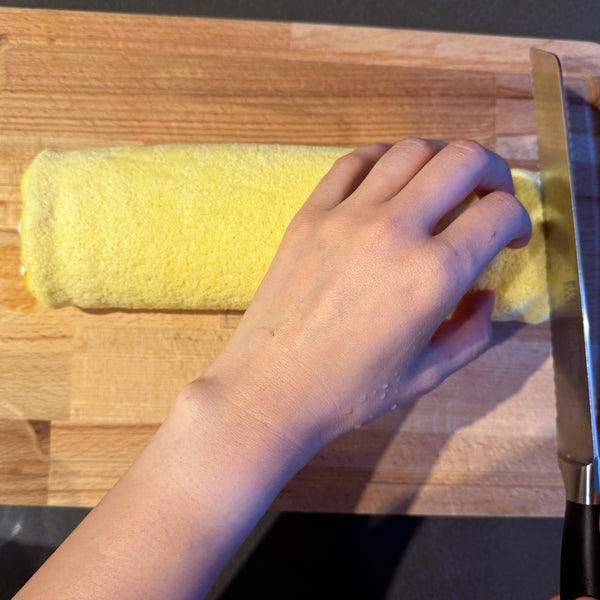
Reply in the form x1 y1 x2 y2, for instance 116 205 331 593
1 7 599 515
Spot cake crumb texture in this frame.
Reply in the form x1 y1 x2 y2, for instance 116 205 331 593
20 144 548 322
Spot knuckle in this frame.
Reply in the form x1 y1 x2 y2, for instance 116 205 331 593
331 149 374 176
490 189 523 216
368 142 394 155
487 190 531 234
332 143 393 174
284 207 314 238
436 236 469 272
395 137 438 156
429 237 474 294
368 138 438 180
332 151 365 170
356 214 390 251
413 368 444 398
352 211 405 260
448 139 488 164
316 210 349 246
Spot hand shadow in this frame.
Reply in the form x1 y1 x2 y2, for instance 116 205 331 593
274 72 600 520
208 320 556 600
277 318 553 515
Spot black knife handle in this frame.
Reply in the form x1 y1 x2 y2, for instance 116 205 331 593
561 501 600 599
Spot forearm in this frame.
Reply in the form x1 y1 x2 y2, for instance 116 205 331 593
15 381 310 600
14 139 532 599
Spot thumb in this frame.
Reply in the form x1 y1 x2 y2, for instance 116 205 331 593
414 289 496 392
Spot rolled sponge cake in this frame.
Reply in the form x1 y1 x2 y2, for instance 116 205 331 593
20 143 548 323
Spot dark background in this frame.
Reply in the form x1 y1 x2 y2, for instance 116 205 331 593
2 0 600 41
1 1 598 599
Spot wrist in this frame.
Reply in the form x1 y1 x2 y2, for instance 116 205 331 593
136 377 319 594
182 358 332 458
171 377 318 499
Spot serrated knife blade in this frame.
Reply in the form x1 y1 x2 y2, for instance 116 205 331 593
530 47 600 600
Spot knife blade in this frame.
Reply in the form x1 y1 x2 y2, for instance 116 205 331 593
530 47 600 600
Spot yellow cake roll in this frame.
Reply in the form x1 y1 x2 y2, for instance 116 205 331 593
20 143 548 323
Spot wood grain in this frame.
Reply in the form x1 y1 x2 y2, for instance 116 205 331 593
1 7 599 515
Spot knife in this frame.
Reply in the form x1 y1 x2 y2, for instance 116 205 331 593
530 47 600 599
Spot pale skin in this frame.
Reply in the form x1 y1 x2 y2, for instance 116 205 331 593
15 138 582 599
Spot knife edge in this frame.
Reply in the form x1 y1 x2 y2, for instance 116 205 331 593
530 47 600 502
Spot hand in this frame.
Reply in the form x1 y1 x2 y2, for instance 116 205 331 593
13 138 532 600
193 138 532 455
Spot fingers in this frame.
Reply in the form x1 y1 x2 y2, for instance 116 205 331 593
442 187 532 253
392 139 516 234
347 138 446 206
434 189 532 292
305 138 447 211
383 140 531 302
304 143 392 210
307 138 531 311
414 290 496 392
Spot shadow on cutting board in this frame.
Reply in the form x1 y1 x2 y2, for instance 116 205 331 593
293 319 550 514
